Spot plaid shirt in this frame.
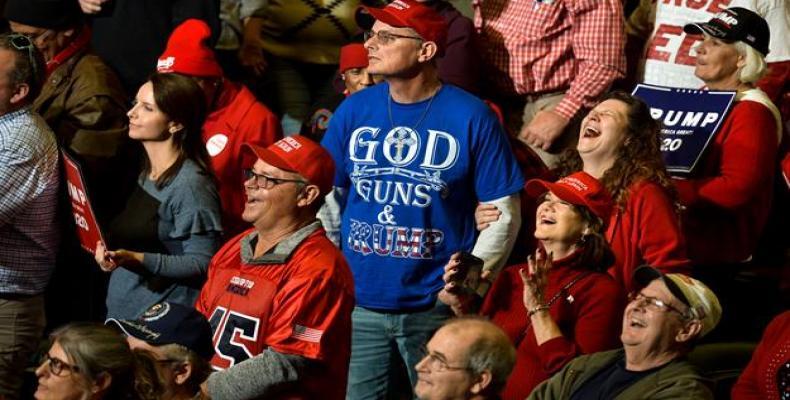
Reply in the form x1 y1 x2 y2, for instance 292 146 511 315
473 0 626 119
0 107 60 295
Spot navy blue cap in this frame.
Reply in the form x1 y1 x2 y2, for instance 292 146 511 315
106 302 214 360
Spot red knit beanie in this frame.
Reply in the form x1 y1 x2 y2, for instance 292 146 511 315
339 44 368 73
157 19 223 78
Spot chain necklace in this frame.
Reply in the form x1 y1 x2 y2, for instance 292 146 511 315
387 84 441 132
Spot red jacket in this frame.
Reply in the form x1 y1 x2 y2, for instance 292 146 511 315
606 180 690 293
731 311 790 400
480 252 625 399
674 99 779 265
202 81 282 238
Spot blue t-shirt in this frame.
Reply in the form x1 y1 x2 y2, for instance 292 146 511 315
322 83 523 310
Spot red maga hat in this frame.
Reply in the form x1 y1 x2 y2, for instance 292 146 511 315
243 136 335 196
339 43 369 73
525 171 613 222
364 0 447 55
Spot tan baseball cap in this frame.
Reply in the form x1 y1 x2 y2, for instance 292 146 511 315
634 266 722 338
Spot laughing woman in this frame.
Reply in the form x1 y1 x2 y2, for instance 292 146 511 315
95 73 223 319
441 172 625 399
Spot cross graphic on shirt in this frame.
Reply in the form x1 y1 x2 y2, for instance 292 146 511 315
385 128 417 163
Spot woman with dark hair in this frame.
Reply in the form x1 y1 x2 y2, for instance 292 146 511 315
95 73 223 319
34 323 160 400
441 172 625 399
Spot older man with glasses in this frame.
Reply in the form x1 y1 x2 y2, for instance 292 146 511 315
319 1 523 398
415 317 516 400
194 135 355 400
0 33 59 400
529 265 722 400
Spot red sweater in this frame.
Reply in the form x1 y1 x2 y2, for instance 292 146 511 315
674 100 779 265
202 81 283 238
480 253 625 399
606 180 691 293
731 311 790 400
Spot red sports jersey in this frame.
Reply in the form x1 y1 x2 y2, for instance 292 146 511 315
196 224 354 399
202 80 283 238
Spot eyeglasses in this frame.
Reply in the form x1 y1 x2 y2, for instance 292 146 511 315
40 353 79 377
8 34 39 81
243 169 306 189
628 291 690 319
364 30 424 45
418 346 469 373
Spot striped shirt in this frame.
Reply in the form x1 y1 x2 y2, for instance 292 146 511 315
0 107 60 295
473 0 626 119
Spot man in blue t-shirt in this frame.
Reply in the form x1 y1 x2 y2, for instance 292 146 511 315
319 1 523 398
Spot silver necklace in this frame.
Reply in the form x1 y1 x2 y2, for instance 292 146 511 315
387 85 440 132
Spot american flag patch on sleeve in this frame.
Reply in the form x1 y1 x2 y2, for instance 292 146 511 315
291 324 324 343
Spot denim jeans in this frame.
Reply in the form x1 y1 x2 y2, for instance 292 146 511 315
346 303 452 400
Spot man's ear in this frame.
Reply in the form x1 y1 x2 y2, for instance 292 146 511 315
675 319 702 344
173 362 194 386
10 83 30 105
417 41 438 63
469 370 493 396
296 184 321 208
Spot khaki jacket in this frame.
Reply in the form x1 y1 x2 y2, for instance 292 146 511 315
528 349 714 400
34 51 129 162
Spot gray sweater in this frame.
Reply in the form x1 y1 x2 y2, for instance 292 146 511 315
106 159 223 319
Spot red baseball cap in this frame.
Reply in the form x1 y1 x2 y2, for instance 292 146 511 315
364 0 447 55
243 136 335 196
157 19 223 78
525 172 613 222
339 43 369 73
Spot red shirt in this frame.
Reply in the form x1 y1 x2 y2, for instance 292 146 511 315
473 0 626 119
674 99 779 265
606 180 691 293
732 311 790 400
202 81 282 238
196 224 354 400
480 252 625 399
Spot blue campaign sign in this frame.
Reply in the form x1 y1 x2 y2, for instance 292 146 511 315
632 84 736 175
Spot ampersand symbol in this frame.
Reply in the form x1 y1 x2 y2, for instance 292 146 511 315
377 205 397 225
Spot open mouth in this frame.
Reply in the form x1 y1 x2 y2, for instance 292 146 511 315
538 214 556 225
581 125 601 139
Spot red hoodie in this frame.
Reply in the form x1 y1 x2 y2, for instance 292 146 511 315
202 81 283 238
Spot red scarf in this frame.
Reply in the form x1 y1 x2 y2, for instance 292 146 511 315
46 26 92 77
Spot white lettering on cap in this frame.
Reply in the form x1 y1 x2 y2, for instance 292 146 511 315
560 177 589 192
715 11 739 26
274 137 303 152
389 0 409 10
157 56 175 71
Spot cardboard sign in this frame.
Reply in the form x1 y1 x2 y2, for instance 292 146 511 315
632 84 736 174
62 151 105 255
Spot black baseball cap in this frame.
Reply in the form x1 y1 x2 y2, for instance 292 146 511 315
683 7 770 56
106 302 214 360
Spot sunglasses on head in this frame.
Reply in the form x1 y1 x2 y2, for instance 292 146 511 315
7 34 39 82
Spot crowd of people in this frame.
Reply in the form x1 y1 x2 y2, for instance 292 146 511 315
0 0 787 399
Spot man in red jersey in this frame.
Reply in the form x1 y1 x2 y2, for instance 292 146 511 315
157 19 283 238
195 135 354 400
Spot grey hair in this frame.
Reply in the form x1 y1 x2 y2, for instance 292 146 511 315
733 40 767 83
51 323 161 400
444 317 516 394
